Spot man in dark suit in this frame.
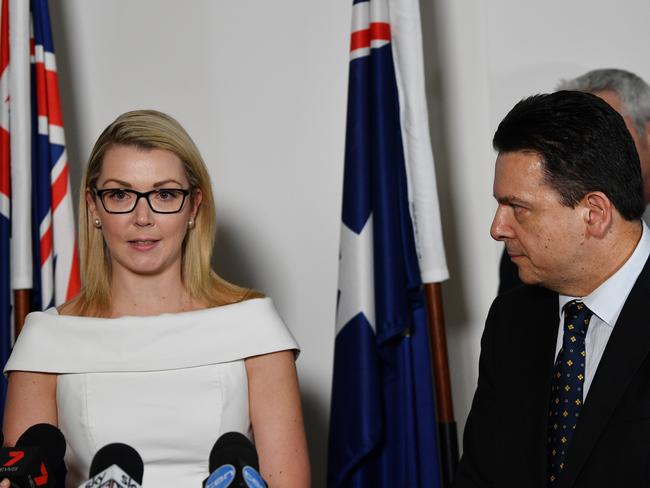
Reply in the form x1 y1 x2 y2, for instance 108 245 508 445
454 91 650 487
499 69 650 295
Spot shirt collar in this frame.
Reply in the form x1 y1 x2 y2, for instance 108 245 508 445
559 221 650 327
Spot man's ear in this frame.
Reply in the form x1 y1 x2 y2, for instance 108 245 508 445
583 191 613 238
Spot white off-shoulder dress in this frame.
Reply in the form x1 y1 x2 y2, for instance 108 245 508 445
4 297 299 487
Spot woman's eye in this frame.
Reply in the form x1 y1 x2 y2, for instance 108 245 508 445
108 190 130 201
156 190 180 200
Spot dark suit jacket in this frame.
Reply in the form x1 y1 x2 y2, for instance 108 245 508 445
454 255 650 488
498 246 522 296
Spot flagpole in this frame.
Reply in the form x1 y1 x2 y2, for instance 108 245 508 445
13 289 29 335
425 282 458 487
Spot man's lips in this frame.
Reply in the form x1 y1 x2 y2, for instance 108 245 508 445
506 250 524 259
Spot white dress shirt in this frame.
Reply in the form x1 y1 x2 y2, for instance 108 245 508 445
556 222 650 400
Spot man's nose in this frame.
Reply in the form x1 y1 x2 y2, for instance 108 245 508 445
490 206 515 242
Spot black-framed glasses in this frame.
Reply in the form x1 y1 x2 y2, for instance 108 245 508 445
94 188 191 214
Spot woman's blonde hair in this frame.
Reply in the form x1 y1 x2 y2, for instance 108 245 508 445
72 109 259 316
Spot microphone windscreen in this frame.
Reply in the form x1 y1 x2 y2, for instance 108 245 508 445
89 443 144 484
208 432 259 473
15 423 66 465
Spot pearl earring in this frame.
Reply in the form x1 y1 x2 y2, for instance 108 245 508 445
94 219 101 228
188 219 195 229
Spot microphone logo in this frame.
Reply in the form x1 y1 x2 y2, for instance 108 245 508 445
33 462 49 486
242 466 266 488
2 451 25 467
205 464 236 488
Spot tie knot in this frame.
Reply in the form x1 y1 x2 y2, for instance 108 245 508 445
563 300 593 336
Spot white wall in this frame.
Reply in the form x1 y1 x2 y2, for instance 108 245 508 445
49 0 650 485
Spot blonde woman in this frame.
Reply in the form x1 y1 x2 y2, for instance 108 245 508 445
2 110 310 487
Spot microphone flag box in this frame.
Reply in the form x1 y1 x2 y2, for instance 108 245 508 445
78 465 141 488
202 464 267 488
0 447 49 487
242 466 266 488
204 464 236 488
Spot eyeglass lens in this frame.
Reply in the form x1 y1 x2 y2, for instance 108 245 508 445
100 189 187 213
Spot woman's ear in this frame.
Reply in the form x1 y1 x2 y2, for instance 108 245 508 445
190 189 202 221
86 189 99 221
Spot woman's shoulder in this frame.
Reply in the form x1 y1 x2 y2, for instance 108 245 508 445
56 301 74 316
54 294 86 317
5 296 299 375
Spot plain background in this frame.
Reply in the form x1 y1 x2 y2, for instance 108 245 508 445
47 1 650 486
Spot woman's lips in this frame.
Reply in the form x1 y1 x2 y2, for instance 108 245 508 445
128 239 159 250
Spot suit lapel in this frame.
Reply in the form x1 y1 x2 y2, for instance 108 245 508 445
559 256 650 488
533 289 561 485
509 286 559 485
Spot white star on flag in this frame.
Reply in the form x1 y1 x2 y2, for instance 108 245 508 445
336 215 375 335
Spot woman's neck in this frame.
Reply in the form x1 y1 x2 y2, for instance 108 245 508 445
108 269 203 317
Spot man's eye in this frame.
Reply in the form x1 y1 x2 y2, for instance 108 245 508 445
512 204 527 215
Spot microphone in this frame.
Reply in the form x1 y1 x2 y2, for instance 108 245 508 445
0 423 66 487
203 432 267 488
77 443 143 488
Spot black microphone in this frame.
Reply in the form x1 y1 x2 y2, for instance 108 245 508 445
203 432 267 488
78 443 143 488
0 423 66 487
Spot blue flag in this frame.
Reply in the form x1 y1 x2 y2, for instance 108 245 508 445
328 0 444 486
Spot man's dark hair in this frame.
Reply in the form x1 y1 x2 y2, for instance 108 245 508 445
493 90 645 220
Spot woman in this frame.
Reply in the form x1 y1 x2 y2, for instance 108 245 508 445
2 110 310 487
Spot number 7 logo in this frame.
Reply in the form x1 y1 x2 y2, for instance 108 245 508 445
3 451 25 467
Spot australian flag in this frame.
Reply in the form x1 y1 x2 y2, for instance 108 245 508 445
0 0 10 419
0 0 80 417
327 0 447 486
31 0 80 311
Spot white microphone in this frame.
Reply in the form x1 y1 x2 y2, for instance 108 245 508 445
77 443 143 488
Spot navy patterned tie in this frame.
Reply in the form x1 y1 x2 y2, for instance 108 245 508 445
547 300 593 485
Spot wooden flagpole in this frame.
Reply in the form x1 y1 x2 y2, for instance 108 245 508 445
13 289 30 336
424 282 458 487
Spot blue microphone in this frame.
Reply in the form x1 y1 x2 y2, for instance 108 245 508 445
203 432 266 488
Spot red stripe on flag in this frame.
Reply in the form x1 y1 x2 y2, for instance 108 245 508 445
65 240 80 300
0 128 9 198
40 226 53 267
45 70 63 126
350 29 370 51
0 0 8 74
370 22 391 41
35 61 48 118
0 0 8 200
51 164 68 211
350 22 391 51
